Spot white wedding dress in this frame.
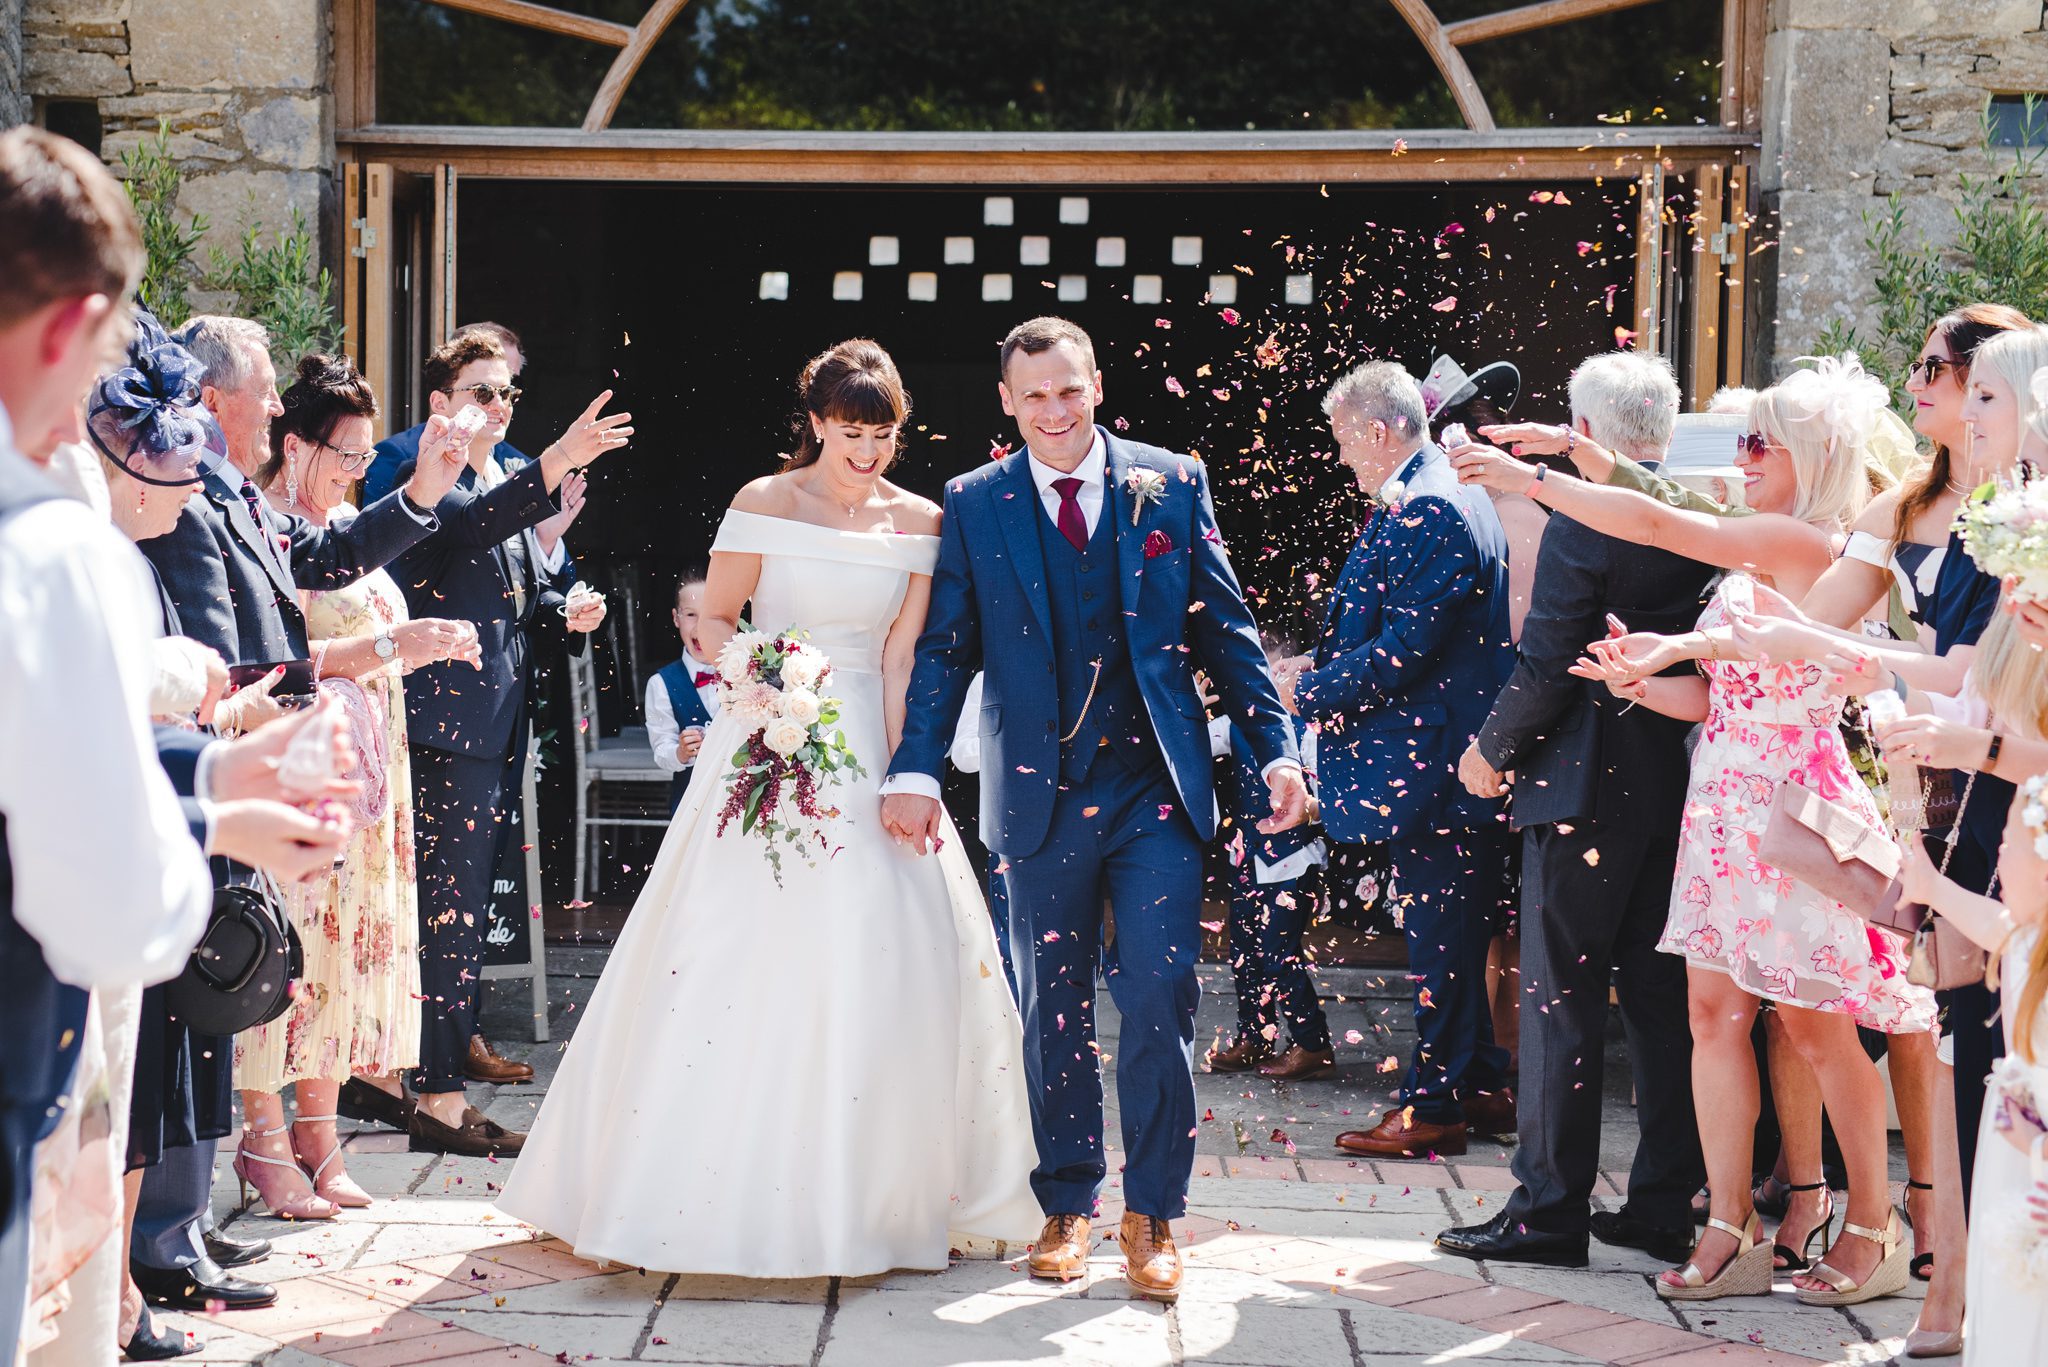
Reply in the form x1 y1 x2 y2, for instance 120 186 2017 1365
497 510 1042 1276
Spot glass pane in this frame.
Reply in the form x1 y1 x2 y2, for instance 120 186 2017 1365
373 0 1721 130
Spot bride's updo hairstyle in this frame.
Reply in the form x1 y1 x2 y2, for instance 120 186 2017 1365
1749 353 1892 529
780 338 911 474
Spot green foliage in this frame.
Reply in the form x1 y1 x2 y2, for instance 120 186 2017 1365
116 126 341 366
373 0 1718 134
205 209 342 371
120 122 208 330
1816 98 2048 413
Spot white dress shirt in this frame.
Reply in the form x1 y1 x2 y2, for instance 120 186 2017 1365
948 672 986 773
1028 430 1108 537
646 650 721 773
0 410 210 990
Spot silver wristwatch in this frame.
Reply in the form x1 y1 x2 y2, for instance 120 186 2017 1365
373 632 398 661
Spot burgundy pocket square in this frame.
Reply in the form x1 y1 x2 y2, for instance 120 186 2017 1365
1143 530 1174 558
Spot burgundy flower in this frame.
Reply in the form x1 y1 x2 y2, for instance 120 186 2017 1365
1143 529 1173 559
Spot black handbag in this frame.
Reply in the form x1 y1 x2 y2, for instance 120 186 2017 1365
164 873 304 1036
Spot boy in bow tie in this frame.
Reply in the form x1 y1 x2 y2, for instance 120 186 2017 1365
647 574 721 814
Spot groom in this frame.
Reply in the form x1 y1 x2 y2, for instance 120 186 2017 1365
882 317 1305 1302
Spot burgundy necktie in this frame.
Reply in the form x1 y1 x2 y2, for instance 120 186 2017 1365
1051 476 1088 552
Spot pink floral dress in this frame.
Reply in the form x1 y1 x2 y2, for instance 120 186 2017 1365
236 558 423 1087
1656 582 1936 1033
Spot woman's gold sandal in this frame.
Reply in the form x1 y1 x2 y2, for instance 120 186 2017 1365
1656 1211 1772 1300
1793 1210 1909 1307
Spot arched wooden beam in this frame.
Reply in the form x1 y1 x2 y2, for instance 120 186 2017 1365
582 0 693 133
1386 0 1495 133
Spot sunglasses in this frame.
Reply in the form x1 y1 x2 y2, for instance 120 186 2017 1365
1738 432 1778 458
445 382 522 406
1907 356 1957 384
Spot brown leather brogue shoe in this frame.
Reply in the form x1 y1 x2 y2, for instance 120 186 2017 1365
464 1033 534 1085
408 1104 526 1157
1204 1035 1274 1074
1335 1108 1468 1159
1463 1087 1517 1139
1257 1044 1337 1081
1118 1212 1183 1302
1027 1214 1091 1281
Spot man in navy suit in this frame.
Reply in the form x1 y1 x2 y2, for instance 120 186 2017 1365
881 317 1306 1302
1276 361 1515 1161
377 329 629 1157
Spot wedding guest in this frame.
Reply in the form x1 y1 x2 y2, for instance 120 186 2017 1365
233 354 484 1220
382 330 627 1155
1206 632 1331 1080
1504 311 2031 1339
1437 351 1708 1270
1894 773 2048 1364
363 322 529 504
0 126 211 1364
134 315 470 1316
1427 356 1536 1074
1457 356 1934 1305
1276 361 1515 1159
647 574 719 815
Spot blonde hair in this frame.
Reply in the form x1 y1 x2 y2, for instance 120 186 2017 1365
1968 326 2048 441
1975 607 2048 743
1750 354 1892 528
2027 363 2048 452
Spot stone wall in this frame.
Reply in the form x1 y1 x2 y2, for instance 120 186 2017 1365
1763 0 2048 370
22 0 333 260
1 0 24 127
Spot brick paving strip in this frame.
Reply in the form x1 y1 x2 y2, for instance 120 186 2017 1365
167 1144 1909 1367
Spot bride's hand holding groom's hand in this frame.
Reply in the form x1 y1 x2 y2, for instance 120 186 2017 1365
882 791 944 856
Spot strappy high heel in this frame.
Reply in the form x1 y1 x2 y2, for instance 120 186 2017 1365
232 1123 338 1221
1794 1209 1910 1306
1770 1180 1833 1273
1656 1210 1773 1300
291 1114 372 1209
1902 1177 1935 1281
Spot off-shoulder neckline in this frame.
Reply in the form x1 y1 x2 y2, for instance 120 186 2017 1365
722 507 939 542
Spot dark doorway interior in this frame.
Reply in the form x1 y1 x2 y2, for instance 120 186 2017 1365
454 178 1637 684
451 178 1637 906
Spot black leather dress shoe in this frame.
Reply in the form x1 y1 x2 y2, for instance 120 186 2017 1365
1589 1208 1695 1264
132 1257 278 1311
338 1076 415 1132
1435 1210 1589 1268
202 1229 271 1269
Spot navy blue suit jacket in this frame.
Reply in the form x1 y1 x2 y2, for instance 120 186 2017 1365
141 469 435 664
365 424 530 506
384 459 581 757
890 430 1297 858
1223 717 1317 871
1297 445 1513 843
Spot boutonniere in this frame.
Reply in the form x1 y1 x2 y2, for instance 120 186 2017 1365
1382 479 1407 508
1126 466 1169 525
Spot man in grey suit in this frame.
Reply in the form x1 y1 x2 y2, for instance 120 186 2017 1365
1436 353 1709 1268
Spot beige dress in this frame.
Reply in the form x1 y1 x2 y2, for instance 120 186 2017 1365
236 560 422 1089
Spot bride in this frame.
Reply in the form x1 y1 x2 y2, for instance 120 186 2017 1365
497 340 1042 1276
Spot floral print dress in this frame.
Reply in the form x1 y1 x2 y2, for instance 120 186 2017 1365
236 558 423 1088
1656 580 1936 1034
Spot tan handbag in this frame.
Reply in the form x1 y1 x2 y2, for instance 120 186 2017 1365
1758 780 1913 930
1900 768 1992 992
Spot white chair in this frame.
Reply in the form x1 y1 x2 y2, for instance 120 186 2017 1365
569 651 673 903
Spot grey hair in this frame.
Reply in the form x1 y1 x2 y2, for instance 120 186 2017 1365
1321 361 1427 444
174 315 271 393
1568 352 1679 459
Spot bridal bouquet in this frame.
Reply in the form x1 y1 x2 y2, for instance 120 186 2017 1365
712 624 865 883
1957 471 2048 601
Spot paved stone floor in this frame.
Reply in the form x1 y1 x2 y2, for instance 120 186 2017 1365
167 950 1924 1366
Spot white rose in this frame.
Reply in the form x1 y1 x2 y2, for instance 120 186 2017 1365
782 647 826 690
781 688 822 726
762 717 809 757
717 630 769 684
